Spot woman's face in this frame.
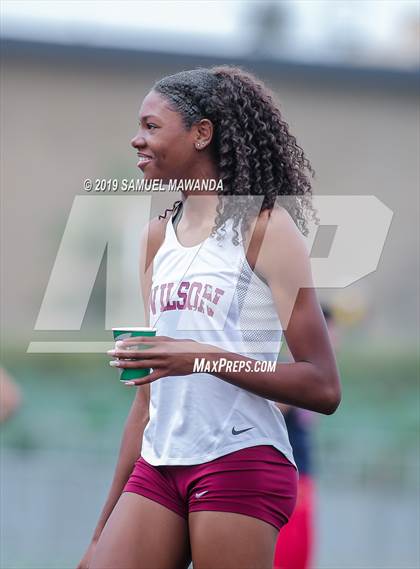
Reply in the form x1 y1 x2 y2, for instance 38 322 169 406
131 90 198 182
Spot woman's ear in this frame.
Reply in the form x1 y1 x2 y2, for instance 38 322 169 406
195 118 214 149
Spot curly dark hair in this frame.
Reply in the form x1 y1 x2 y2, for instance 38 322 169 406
154 65 317 245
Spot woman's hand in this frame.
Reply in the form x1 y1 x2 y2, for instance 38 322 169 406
107 336 214 386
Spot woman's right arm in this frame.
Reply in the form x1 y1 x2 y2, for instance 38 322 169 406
90 385 150 541
77 217 169 567
76 387 149 568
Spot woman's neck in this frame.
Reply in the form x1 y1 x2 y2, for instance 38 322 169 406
180 194 219 226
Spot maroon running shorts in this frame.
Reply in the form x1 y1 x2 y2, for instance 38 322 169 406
123 445 298 532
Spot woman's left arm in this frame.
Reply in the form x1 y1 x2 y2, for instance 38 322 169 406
204 207 342 415
202 288 341 414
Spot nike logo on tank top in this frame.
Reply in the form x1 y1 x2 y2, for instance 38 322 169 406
140 214 297 469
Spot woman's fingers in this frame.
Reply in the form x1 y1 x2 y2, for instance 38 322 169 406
123 369 168 386
107 336 178 385
107 348 159 359
109 359 164 369
115 336 170 347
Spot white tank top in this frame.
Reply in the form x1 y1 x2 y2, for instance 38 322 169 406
140 211 297 469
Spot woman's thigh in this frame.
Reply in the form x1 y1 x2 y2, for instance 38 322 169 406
188 510 278 569
90 492 191 569
185 445 297 569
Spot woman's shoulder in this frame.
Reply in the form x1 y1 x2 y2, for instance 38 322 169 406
246 202 293 227
243 204 297 248
262 205 306 249
244 203 310 283
140 214 172 269
241 204 298 274
146 215 171 240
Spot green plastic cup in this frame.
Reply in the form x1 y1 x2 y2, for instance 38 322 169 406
112 327 157 381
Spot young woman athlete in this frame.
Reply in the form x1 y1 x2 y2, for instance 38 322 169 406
78 65 341 569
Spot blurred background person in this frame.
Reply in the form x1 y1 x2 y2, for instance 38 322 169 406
0 367 22 423
274 304 339 569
